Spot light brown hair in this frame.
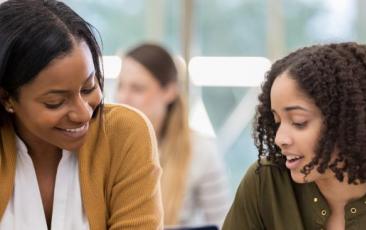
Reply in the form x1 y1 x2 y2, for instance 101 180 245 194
126 43 192 224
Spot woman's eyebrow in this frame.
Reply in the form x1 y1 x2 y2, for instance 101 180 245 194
40 71 96 96
284 105 309 112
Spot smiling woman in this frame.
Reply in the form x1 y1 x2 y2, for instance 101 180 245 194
223 42 366 230
0 0 163 230
12 41 101 152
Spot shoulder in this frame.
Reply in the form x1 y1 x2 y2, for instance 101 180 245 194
102 103 156 142
102 103 153 133
238 159 291 195
249 158 289 178
100 103 158 162
241 159 301 215
224 160 304 229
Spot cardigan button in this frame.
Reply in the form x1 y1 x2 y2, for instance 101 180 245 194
313 197 318 202
321 210 327 216
351 208 357 214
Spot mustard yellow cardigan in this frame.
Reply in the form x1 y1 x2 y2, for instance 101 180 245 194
0 104 163 229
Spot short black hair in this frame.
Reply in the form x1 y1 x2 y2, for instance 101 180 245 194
254 42 366 184
0 0 103 124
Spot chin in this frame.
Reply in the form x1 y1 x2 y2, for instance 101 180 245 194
59 140 86 152
290 171 310 184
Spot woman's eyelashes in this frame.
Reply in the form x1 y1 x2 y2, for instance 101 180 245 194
44 100 65 109
292 121 308 129
273 120 308 130
81 85 96 94
44 85 97 109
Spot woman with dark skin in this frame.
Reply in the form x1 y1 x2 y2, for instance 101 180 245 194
0 0 163 229
223 42 366 230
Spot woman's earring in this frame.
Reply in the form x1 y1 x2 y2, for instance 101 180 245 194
6 107 14 113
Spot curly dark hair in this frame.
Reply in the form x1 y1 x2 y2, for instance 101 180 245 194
254 42 366 184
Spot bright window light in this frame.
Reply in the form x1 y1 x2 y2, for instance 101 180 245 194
188 57 271 87
103 55 186 80
102 56 122 79
189 97 216 137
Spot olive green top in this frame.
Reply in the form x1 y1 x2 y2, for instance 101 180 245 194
223 161 366 230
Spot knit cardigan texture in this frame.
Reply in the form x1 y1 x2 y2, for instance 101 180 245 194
0 104 163 230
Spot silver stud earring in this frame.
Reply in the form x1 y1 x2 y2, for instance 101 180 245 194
6 107 14 113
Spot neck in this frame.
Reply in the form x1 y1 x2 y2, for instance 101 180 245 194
15 131 62 167
28 146 62 164
315 175 366 209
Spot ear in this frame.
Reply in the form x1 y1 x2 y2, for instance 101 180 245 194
163 82 178 105
0 88 14 112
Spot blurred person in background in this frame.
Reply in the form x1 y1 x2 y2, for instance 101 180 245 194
0 0 162 229
116 43 230 228
223 42 366 230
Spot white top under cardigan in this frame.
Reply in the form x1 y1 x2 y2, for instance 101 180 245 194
0 136 89 230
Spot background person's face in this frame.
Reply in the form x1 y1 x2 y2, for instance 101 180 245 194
116 57 174 125
10 41 102 152
270 72 333 183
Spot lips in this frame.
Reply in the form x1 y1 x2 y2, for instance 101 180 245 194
284 154 304 170
57 123 89 139
63 125 87 133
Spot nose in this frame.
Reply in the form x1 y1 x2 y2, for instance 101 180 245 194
274 124 292 148
68 96 93 123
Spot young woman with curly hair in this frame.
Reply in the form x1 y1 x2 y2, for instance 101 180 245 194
223 42 366 230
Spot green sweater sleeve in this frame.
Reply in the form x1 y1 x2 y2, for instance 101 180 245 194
222 163 264 230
